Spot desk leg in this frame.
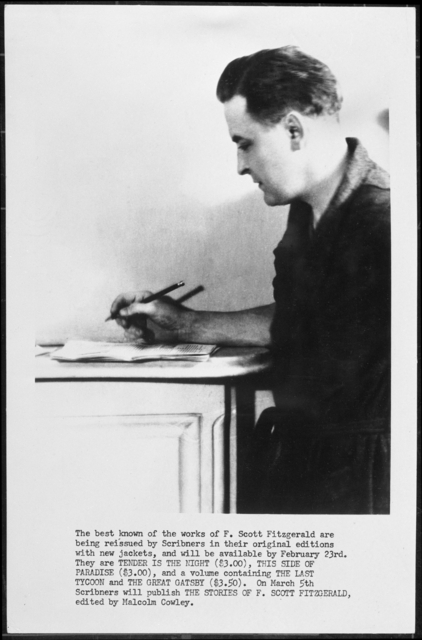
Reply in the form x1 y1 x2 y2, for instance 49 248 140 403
212 414 225 513
233 382 275 514
229 386 238 514
212 387 237 514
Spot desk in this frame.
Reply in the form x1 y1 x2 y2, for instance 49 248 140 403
35 348 274 514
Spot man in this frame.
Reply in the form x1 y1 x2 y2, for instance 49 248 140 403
110 46 390 514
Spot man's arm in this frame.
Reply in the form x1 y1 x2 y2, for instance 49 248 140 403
110 291 275 347
180 305 275 347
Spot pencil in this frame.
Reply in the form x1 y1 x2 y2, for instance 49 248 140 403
105 281 185 322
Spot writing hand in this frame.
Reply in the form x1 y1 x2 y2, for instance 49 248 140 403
109 290 189 342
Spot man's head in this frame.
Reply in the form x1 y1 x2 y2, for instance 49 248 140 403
216 46 342 125
217 47 344 208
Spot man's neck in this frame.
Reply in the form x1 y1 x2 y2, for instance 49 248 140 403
302 131 349 226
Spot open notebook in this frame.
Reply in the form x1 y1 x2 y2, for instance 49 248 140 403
49 340 219 363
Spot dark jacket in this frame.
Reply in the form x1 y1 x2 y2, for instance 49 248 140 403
271 138 390 433
239 139 390 514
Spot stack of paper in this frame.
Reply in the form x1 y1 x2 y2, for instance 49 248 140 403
50 340 218 363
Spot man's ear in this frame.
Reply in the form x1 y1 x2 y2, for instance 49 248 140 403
284 112 304 150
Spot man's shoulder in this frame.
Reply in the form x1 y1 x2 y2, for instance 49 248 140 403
351 182 390 216
337 155 390 252
341 195 389 264
364 158 390 191
324 140 390 233
348 162 390 230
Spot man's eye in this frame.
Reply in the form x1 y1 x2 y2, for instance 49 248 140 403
239 143 251 151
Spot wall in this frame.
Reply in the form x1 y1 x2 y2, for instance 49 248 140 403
6 6 392 343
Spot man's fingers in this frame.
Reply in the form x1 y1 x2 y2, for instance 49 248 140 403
124 325 155 343
124 326 145 341
119 301 155 318
115 317 130 329
110 291 154 317
110 292 136 316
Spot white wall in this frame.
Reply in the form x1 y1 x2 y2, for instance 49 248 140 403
6 6 393 343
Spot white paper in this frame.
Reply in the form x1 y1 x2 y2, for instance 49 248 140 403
50 340 218 361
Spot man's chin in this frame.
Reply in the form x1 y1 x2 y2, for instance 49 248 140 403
262 192 279 207
262 190 289 207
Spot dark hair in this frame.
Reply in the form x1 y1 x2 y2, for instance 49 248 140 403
216 46 342 123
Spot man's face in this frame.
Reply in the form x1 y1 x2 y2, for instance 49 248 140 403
224 95 303 206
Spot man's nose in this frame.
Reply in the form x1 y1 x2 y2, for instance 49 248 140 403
237 153 250 176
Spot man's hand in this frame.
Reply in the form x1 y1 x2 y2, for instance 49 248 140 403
109 290 189 342
110 290 275 347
